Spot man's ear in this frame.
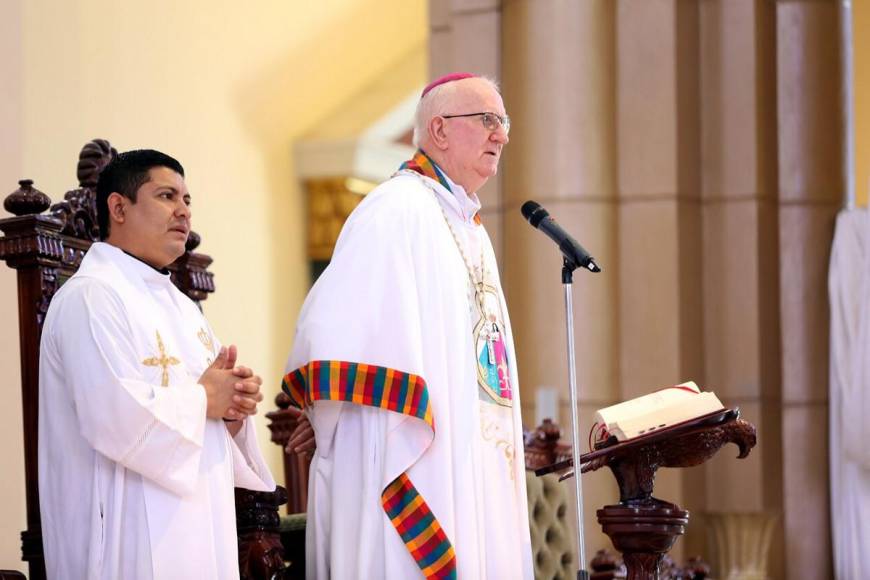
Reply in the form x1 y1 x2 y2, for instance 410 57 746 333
106 192 127 225
429 116 449 151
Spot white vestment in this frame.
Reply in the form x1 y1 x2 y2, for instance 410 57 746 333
285 170 534 579
829 208 870 579
38 242 275 580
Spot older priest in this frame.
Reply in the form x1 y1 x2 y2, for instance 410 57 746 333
38 150 275 579
284 74 534 579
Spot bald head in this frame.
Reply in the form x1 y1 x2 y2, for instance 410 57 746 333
413 76 501 148
413 76 509 195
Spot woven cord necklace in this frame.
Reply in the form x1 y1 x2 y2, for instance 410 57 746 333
428 186 506 371
434 199 488 311
398 169 514 405
397 168 504 368
396 168 488 305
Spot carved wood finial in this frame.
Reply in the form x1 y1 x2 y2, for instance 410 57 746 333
77 139 117 189
4 179 52 216
590 549 619 572
524 418 573 470
538 418 561 443
275 391 292 410
185 230 201 252
48 139 118 241
684 555 711 578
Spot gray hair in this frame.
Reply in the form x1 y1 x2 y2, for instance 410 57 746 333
412 76 501 148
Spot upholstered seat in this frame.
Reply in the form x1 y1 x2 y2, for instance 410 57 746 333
526 471 574 579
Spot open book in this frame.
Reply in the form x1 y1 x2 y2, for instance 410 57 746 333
591 381 724 446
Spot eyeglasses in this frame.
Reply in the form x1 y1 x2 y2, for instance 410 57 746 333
441 111 511 134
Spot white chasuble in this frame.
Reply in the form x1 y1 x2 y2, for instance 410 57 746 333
38 242 275 580
284 172 534 580
829 209 870 579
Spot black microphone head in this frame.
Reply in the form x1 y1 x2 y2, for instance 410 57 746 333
521 200 549 227
520 200 540 220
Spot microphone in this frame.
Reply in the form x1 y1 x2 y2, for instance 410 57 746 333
521 201 601 273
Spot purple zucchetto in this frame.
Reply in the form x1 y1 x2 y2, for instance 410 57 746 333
421 72 477 98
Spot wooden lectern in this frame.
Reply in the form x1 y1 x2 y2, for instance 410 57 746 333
537 409 757 580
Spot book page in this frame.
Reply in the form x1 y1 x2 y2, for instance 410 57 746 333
594 381 700 427
593 382 724 443
610 392 724 441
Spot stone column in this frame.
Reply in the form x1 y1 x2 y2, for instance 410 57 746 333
428 0 505 252
501 0 619 559
775 1 843 578
695 1 783 576
614 5 703 563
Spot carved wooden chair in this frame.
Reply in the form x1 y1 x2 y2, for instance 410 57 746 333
0 139 287 580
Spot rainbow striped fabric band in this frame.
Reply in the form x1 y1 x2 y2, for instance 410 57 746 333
282 360 432 427
282 360 456 578
398 150 482 226
383 474 457 579
399 149 453 194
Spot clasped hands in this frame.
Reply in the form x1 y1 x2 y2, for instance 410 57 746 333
198 344 317 452
199 345 263 422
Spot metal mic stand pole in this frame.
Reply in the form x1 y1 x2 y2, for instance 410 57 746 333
562 258 589 580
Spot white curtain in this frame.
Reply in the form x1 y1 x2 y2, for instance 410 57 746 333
829 208 870 580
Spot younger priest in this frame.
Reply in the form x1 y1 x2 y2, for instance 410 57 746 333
284 74 534 579
38 149 275 579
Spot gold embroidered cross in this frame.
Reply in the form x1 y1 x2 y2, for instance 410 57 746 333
142 330 181 387
197 327 215 365
197 327 214 353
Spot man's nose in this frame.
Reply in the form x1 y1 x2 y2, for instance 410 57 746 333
492 127 509 145
176 201 191 219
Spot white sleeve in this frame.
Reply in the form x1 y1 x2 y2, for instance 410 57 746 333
229 419 277 492
199 319 276 491
51 280 207 496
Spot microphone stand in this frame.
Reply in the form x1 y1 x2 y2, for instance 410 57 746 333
563 257 589 580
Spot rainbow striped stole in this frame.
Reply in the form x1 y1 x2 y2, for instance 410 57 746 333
399 149 453 194
383 474 457 579
282 360 432 427
282 360 456 578
398 150 482 226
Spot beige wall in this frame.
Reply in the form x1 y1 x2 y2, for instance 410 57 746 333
0 0 426 570
0 0 26 572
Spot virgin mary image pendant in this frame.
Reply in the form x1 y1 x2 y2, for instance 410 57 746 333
472 284 513 406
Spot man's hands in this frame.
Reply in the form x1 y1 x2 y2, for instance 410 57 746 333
284 406 316 457
199 345 264 422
